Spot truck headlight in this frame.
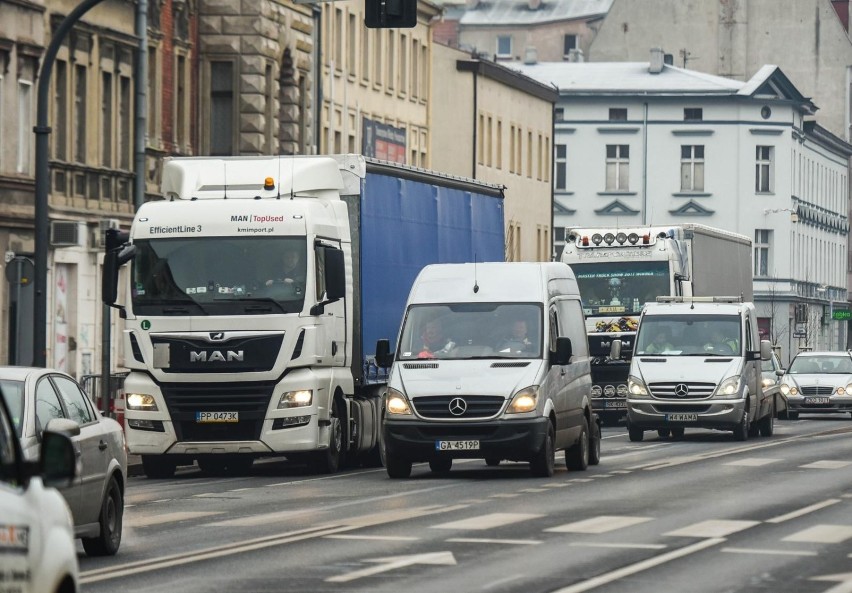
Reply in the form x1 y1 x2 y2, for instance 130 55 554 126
126 393 158 411
386 388 411 415
507 386 538 414
714 375 742 399
278 390 312 409
627 375 650 398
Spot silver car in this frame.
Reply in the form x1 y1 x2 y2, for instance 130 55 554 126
0 366 127 556
779 351 852 419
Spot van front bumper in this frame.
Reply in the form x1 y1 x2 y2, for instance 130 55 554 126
627 398 746 430
384 416 549 463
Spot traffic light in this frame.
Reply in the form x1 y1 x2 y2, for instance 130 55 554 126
364 0 417 28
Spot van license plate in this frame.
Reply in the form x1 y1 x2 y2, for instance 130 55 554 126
665 413 697 422
435 440 480 451
604 401 627 409
196 411 239 423
804 397 830 404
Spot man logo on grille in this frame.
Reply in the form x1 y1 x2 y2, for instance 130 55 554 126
209 332 225 341
448 397 467 416
674 383 689 398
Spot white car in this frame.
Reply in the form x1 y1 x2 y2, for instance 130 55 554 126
0 388 79 593
0 367 127 556
780 351 852 419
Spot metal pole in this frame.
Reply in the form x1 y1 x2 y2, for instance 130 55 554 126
101 303 110 414
14 259 22 365
34 0 109 367
134 0 147 209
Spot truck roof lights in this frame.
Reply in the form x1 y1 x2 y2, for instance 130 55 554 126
616 232 627 244
642 234 650 244
627 233 639 244
582 236 590 246
592 233 603 245
603 233 615 245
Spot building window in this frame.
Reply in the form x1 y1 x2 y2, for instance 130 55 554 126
361 28 370 83
101 70 113 167
334 8 343 68
373 30 382 87
119 75 131 169
176 53 188 151
605 144 629 190
348 12 356 76
17 80 33 174
496 119 502 169
399 34 407 95
755 146 773 193
74 64 87 163
555 107 564 121
609 108 627 121
680 145 704 191
210 61 234 156
754 229 771 277
684 108 703 121
411 39 419 98
147 45 160 144
496 35 512 58
527 130 533 178
387 31 395 91
54 60 67 161
563 34 577 58
555 144 567 190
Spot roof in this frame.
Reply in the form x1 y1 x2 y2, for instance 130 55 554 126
792 351 852 358
0 367 50 381
458 0 613 26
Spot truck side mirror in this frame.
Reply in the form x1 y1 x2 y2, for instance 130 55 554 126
610 339 622 360
102 240 135 306
324 247 346 301
759 340 772 361
375 339 394 368
552 336 573 366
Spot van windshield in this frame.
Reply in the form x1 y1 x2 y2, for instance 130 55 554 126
635 314 742 356
397 303 543 360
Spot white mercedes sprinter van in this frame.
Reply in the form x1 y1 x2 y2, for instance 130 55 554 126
626 296 774 441
377 262 598 478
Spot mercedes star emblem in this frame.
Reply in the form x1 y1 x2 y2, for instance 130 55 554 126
674 383 689 398
448 397 467 416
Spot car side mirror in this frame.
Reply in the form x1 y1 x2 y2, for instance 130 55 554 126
44 418 81 438
552 336 573 366
609 339 622 360
759 340 772 361
775 368 785 377
39 430 77 489
375 339 394 368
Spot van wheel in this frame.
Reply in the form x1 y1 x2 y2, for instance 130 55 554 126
588 418 601 466
385 450 412 479
429 457 452 473
141 455 176 479
530 422 555 477
82 476 123 556
565 418 589 471
758 405 775 437
628 424 644 442
732 408 749 441
485 458 501 467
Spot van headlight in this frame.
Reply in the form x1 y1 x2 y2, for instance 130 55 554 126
126 393 158 411
507 386 538 414
278 390 312 409
627 375 650 398
386 388 411 415
714 375 742 399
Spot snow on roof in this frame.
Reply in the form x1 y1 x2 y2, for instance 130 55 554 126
459 0 613 26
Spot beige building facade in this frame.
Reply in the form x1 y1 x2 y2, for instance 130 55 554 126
431 43 556 262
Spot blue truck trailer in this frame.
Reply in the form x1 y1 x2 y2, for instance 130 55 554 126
103 154 505 477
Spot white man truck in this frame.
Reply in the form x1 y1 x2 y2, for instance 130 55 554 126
560 224 752 424
102 155 505 478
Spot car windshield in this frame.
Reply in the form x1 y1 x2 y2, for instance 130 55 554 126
397 303 543 360
0 380 24 438
132 237 308 316
634 314 742 356
572 261 670 317
788 355 852 374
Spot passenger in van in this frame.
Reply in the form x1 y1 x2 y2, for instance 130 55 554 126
497 320 534 353
418 318 454 359
702 329 738 354
644 329 674 354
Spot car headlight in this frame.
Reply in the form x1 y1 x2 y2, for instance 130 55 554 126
761 377 775 389
779 383 798 396
278 390 312 409
714 375 742 398
836 386 846 395
126 393 158 411
386 387 411 415
507 386 538 414
846 383 852 394
628 375 650 398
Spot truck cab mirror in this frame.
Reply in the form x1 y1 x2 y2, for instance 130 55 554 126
364 0 416 28
609 339 622 360
324 247 345 301
102 240 135 306
759 340 772 361
375 339 394 368
552 336 573 366
39 430 77 489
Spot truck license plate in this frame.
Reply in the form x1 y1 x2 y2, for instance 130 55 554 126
604 401 627 409
196 411 239 423
435 440 480 451
665 413 697 422
803 397 830 404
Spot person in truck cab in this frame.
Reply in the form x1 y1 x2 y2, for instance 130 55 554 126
266 251 305 287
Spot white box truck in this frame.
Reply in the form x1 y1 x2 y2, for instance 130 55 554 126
560 224 752 424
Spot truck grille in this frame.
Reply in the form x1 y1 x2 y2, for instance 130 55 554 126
801 386 834 396
162 381 275 442
411 395 505 419
648 382 716 399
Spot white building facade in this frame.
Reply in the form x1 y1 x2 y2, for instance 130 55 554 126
512 56 851 364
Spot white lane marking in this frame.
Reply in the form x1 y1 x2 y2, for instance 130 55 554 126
610 470 632 474
432 512 544 531
664 519 759 538
342 504 471 528
267 466 387 487
228 487 254 492
325 534 420 542
326 551 456 583
125 504 136 509
568 542 667 550
783 524 852 544
811 572 852 593
568 478 593 483
550 538 725 593
767 499 842 524
723 458 781 467
447 537 542 545
546 516 652 534
602 434 625 440
801 461 852 470
722 547 818 557
520 488 548 493
210 510 311 527
842 494 852 499
543 483 570 488
483 574 526 590
193 492 233 498
152 499 172 503
489 493 521 498
125 511 222 528
594 474 613 478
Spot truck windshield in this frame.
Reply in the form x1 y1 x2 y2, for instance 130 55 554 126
634 314 742 356
132 237 307 315
572 261 670 316
397 303 543 360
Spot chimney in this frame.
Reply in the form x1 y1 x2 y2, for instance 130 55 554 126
663 53 673 66
524 46 538 65
528 0 542 9
568 48 585 63
649 47 664 74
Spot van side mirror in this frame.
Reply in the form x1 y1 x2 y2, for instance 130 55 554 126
759 340 772 361
552 336 573 366
609 339 622 360
375 339 394 368
39 430 77 489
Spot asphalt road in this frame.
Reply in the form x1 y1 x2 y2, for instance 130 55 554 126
78 414 852 593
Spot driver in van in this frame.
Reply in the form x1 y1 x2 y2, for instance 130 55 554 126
497 319 534 353
418 318 454 359
703 329 738 354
